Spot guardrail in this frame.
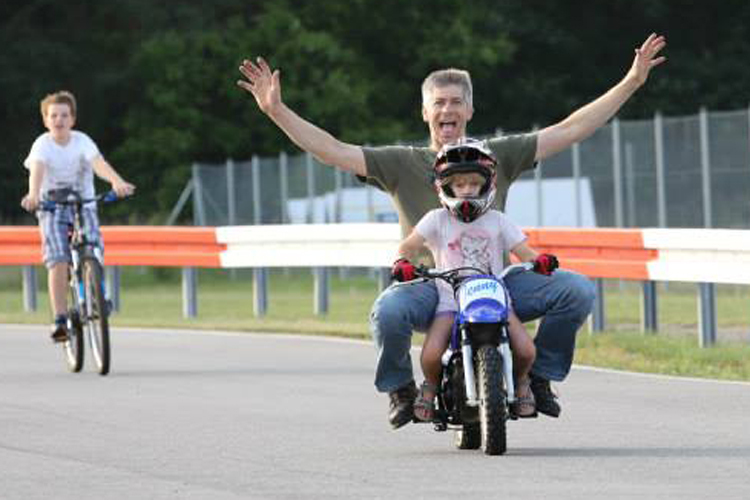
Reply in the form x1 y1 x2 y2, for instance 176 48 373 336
3 224 749 346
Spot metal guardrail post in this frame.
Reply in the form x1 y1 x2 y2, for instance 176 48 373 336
641 281 657 333
182 267 197 318
22 265 37 312
106 266 121 314
253 268 268 317
590 278 605 333
698 283 717 347
313 267 329 315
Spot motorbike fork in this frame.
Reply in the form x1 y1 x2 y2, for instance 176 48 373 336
460 326 479 406
459 326 516 407
499 339 515 403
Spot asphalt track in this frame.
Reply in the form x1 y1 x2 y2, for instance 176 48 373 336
1 324 749 500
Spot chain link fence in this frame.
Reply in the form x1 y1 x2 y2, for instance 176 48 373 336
186 107 750 230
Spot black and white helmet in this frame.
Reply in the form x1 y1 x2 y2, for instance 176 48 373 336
433 139 497 223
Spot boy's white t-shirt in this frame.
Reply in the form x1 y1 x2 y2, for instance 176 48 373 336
415 208 527 313
24 130 101 198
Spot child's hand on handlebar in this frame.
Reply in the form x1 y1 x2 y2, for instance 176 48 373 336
533 253 559 275
391 258 417 282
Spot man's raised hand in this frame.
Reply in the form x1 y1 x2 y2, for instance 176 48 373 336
237 57 282 115
628 33 667 87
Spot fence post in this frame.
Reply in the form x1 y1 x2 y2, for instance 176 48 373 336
182 267 197 318
571 142 581 227
648 110 667 332
106 266 121 314
624 143 636 227
697 108 717 347
192 163 206 226
305 152 315 223
654 111 667 227
279 151 289 223
534 158 543 226
314 267 329 315
22 265 37 312
612 117 624 228
226 158 236 226
699 107 713 229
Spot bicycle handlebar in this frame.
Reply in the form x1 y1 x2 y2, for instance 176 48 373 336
40 190 124 212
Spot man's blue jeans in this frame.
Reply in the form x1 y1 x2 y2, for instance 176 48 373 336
369 269 596 393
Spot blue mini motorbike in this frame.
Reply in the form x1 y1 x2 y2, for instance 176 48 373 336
412 263 532 455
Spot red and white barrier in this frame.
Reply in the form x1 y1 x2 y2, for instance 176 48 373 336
2 224 750 285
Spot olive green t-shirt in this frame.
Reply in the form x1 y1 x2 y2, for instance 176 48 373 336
361 133 538 239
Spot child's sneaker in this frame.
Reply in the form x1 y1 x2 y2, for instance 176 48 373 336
50 315 68 343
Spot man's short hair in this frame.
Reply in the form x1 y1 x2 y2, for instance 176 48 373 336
421 69 473 108
40 90 77 118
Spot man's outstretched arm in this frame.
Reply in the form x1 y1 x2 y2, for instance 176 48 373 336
535 33 666 162
238 57 366 176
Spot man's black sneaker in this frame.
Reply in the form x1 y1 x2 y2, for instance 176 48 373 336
388 381 418 429
50 317 69 343
530 374 561 418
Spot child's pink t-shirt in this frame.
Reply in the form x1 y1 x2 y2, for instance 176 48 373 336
415 208 526 313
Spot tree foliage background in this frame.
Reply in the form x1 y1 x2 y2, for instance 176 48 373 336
2 0 750 223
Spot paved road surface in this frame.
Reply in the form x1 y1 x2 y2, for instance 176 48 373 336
1 324 749 500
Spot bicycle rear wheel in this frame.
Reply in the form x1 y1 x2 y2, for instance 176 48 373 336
82 257 110 375
64 276 84 372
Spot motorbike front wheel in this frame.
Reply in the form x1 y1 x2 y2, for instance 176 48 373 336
475 345 507 455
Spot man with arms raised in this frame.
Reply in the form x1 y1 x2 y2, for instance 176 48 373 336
237 34 666 428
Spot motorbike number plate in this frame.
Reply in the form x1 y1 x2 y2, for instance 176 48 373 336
458 278 507 310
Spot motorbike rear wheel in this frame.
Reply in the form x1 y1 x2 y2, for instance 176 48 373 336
475 345 507 455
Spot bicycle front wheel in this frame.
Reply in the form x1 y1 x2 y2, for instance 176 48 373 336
82 257 110 375
64 274 84 373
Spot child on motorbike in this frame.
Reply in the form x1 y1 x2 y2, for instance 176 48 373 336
391 140 558 420
20 90 135 342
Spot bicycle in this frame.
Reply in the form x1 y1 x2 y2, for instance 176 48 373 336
41 188 122 376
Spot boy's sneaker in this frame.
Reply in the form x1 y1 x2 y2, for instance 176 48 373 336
50 315 69 343
530 374 561 418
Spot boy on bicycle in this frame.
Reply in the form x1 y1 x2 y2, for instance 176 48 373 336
391 140 558 420
20 90 135 342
